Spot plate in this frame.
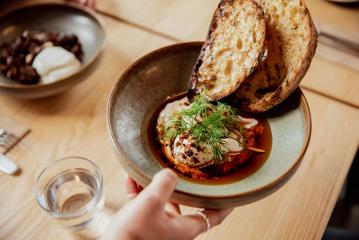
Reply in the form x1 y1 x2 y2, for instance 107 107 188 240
0 3 105 98
107 42 312 209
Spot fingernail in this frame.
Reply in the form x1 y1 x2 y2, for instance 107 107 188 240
155 168 177 183
162 168 177 181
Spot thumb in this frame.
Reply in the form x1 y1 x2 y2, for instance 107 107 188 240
140 169 178 207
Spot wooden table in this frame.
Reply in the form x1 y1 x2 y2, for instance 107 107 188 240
1 1 358 239
97 0 359 107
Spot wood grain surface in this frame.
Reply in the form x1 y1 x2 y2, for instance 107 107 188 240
97 0 359 107
97 0 359 43
197 90 359 240
0 15 172 240
0 1 359 240
0 113 30 154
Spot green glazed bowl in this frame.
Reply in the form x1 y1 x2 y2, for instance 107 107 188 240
107 42 311 209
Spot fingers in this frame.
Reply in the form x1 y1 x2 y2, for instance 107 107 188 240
171 214 205 238
202 208 233 226
74 0 87 6
172 208 233 238
125 174 139 194
141 169 177 207
165 202 181 217
65 0 96 9
125 174 140 200
169 202 181 215
136 182 144 192
86 0 96 9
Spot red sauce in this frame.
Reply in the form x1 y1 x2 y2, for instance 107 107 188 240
147 92 272 185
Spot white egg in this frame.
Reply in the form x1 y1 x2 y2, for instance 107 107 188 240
172 133 214 168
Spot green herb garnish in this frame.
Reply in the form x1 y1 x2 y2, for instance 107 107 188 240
163 95 239 161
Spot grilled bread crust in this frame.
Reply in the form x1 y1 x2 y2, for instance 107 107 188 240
189 0 267 101
234 0 318 112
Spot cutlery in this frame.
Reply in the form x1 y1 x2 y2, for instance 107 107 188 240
0 154 19 175
0 129 19 175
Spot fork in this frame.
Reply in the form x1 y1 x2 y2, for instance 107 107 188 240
0 128 17 147
0 129 19 175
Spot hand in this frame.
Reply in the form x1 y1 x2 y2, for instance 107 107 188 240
65 0 96 9
103 169 233 240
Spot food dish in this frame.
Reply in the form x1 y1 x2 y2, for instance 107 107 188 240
0 30 83 85
155 94 270 181
0 3 105 98
233 0 317 112
108 0 316 208
189 0 317 113
150 0 316 184
189 0 267 101
32 46 82 84
107 42 311 209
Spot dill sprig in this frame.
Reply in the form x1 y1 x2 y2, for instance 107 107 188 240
163 95 239 161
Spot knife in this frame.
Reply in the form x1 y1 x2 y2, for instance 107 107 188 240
0 154 19 175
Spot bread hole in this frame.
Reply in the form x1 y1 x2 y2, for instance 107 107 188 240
237 57 244 65
252 31 257 42
208 75 217 82
241 50 249 58
224 60 233 76
273 6 278 13
282 0 287 7
291 7 298 17
236 38 243 49
255 86 277 98
274 13 279 21
216 48 228 58
206 62 214 69
204 79 215 90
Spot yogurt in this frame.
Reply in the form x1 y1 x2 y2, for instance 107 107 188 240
32 46 81 84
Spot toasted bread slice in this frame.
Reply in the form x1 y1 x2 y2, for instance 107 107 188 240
234 0 318 112
189 0 267 101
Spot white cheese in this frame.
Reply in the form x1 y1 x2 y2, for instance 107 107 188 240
157 97 188 127
32 46 81 84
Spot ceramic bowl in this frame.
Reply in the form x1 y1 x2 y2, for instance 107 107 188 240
107 42 311 209
0 3 105 98
327 0 359 3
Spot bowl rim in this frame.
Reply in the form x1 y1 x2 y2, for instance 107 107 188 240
107 42 312 199
0 2 106 90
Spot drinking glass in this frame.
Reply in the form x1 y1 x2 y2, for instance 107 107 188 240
34 157 110 239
